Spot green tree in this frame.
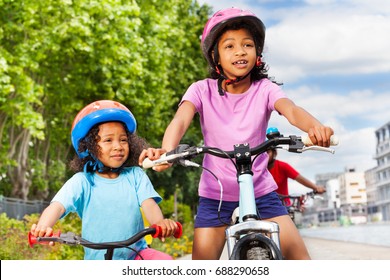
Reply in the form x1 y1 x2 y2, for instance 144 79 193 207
0 0 211 205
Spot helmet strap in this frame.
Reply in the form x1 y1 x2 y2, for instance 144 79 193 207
217 77 225 96
256 56 262 67
225 72 251 85
83 154 123 174
217 72 251 96
215 65 221 75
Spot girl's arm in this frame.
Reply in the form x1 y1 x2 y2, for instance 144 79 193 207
138 101 196 171
161 101 196 151
30 201 65 237
295 175 326 194
141 198 178 241
274 98 334 147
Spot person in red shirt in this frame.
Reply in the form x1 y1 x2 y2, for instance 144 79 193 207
267 147 326 207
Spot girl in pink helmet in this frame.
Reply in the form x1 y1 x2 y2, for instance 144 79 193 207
140 8 334 260
30 100 178 260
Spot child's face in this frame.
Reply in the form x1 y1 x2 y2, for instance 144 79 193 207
217 28 256 80
97 122 129 169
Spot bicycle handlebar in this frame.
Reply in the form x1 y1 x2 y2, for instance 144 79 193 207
301 135 339 146
28 222 182 249
278 191 324 209
142 134 338 169
278 191 318 200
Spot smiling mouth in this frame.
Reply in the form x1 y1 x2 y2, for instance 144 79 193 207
233 60 248 65
112 155 124 159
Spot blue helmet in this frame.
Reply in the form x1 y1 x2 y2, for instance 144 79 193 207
71 100 136 158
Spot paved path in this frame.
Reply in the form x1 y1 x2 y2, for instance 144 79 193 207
178 237 390 260
303 237 390 260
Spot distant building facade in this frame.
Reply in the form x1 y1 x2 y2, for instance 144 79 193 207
338 168 367 224
303 121 390 225
372 121 390 221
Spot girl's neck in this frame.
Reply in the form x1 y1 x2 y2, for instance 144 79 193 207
96 171 120 179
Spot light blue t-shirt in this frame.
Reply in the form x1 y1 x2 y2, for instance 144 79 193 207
52 167 162 260
181 78 287 201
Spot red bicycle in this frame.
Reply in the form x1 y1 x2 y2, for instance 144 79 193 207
278 192 323 224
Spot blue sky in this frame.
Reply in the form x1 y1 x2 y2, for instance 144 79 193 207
198 0 390 192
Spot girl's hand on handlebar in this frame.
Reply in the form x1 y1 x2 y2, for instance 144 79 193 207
307 126 334 147
30 224 55 246
314 186 326 194
155 219 179 242
138 148 171 171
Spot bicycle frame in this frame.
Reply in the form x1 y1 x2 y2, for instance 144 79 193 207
224 143 281 259
142 132 337 260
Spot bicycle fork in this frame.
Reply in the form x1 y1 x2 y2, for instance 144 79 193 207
225 144 282 258
225 220 281 255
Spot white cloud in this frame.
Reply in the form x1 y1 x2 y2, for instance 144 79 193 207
265 3 390 82
197 0 389 191
198 0 390 82
283 87 390 123
268 87 385 183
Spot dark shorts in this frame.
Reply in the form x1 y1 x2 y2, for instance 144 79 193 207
194 191 288 228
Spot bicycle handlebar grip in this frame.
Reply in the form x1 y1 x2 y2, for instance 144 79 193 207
151 222 183 239
142 158 156 169
173 222 183 238
142 154 168 169
28 231 61 247
301 135 339 146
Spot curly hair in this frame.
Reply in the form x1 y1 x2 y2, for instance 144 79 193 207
69 122 149 173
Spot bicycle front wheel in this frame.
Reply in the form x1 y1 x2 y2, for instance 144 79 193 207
229 233 283 260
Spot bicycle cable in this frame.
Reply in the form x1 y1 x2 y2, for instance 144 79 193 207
126 246 144 260
199 166 230 226
181 146 240 225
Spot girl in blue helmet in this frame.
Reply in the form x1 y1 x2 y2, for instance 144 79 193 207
30 100 178 260
140 8 334 260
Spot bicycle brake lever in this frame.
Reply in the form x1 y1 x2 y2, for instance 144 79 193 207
57 232 81 245
300 146 335 154
286 135 305 153
178 159 200 167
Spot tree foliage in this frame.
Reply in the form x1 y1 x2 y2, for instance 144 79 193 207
0 0 212 205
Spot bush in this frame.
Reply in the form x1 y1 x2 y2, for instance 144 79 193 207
0 212 193 260
151 222 194 259
0 212 83 260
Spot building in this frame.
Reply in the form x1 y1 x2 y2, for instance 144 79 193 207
372 121 390 221
365 167 381 221
302 121 390 225
314 172 342 209
326 178 340 209
338 169 367 224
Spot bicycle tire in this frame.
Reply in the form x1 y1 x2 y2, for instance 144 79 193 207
229 233 283 260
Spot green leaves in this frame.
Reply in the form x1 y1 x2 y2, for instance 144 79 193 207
0 0 211 205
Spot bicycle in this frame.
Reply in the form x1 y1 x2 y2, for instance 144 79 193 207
142 129 338 260
278 191 324 225
28 222 182 260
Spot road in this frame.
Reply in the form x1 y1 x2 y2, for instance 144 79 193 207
178 223 390 260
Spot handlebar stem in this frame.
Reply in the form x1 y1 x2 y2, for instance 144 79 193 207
234 144 253 176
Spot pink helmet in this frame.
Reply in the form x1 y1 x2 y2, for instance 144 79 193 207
201 7 266 68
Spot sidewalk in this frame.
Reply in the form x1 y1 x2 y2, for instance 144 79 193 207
303 237 390 260
177 237 390 260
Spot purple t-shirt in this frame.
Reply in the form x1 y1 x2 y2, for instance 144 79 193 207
181 78 287 201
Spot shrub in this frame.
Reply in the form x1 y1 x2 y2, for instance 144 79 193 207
0 213 193 260
0 212 83 260
151 222 194 259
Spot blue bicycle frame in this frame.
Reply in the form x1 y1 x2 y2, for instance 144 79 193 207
224 143 281 258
